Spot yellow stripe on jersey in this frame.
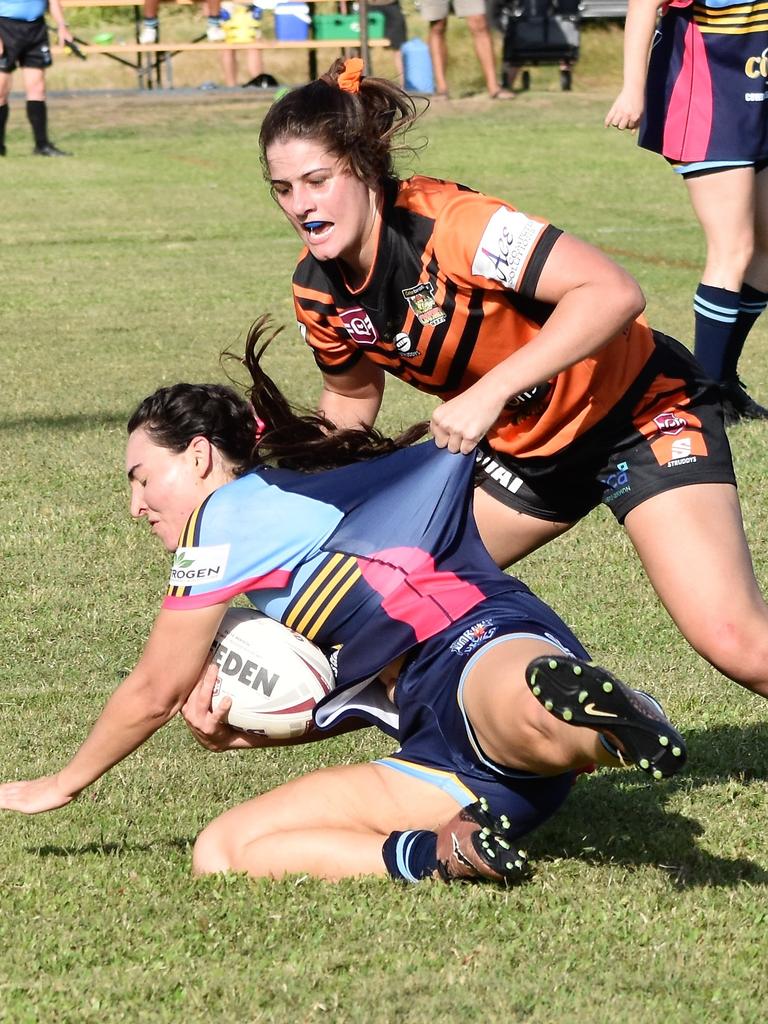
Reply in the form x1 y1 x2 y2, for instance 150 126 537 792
284 553 362 639
166 504 205 598
697 23 768 33
301 563 362 639
694 0 768 13
694 1 768 31
284 552 347 625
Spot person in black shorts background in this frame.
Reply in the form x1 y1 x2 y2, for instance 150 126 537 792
0 0 73 157
366 0 407 82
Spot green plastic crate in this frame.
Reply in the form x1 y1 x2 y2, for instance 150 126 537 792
312 11 386 39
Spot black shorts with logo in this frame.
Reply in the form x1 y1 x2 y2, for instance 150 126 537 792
0 16 52 72
476 332 736 525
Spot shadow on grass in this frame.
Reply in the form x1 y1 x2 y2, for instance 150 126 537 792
1 412 129 433
32 836 193 858
683 722 768 784
25 727 768 887
532 723 768 889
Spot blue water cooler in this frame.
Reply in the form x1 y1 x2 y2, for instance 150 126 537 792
401 38 434 94
274 2 311 40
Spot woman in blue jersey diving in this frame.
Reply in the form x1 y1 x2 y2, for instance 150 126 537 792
0 320 686 886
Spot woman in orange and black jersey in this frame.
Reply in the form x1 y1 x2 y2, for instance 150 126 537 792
258 57 768 704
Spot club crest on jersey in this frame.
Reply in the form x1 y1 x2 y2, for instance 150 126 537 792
640 408 709 467
654 411 688 435
450 619 497 655
339 307 379 345
393 332 420 358
402 282 446 327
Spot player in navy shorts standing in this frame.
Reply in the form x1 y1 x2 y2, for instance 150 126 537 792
607 0 768 424
0 319 687 887
0 0 73 155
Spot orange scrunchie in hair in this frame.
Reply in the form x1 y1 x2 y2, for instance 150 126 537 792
337 57 364 94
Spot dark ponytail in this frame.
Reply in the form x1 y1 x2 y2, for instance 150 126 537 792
235 315 429 471
128 316 428 475
259 58 425 189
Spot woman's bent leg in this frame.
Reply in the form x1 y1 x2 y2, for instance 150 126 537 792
625 483 768 696
193 760 462 880
461 637 685 779
461 636 608 774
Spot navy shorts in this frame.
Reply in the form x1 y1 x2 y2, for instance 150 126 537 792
476 332 736 525
0 17 52 72
375 591 590 840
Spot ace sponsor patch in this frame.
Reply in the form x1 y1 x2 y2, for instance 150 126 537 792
450 618 498 655
393 332 420 358
471 206 546 289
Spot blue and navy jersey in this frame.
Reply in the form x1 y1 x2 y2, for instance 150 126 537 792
163 441 526 689
640 0 768 162
0 0 47 20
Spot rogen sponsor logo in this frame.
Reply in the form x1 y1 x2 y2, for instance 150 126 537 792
169 544 230 584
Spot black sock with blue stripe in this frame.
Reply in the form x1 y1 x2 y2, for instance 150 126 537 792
693 283 740 382
382 830 438 882
722 282 768 380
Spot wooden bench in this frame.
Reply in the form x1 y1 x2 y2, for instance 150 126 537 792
53 0 389 89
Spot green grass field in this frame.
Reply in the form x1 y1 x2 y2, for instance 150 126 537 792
2 54 768 1023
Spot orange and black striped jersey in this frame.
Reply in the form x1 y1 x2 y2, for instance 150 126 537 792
292 175 658 459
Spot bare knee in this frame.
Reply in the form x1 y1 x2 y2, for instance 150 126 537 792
192 819 239 876
704 233 755 283
690 618 768 698
466 14 490 36
516 701 593 772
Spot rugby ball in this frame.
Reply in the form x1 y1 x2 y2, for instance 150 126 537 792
210 608 335 739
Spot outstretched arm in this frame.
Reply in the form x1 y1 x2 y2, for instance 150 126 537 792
0 603 228 814
605 0 664 130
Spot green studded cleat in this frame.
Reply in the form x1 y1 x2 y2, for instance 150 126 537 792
434 797 531 886
525 656 687 781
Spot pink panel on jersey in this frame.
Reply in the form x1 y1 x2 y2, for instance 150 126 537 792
359 548 485 641
162 568 292 610
663 22 713 161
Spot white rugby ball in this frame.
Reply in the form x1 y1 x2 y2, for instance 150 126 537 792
210 608 335 739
